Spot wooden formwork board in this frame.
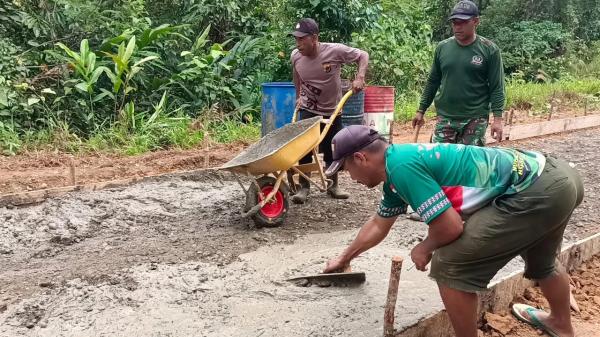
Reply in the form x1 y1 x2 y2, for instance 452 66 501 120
395 232 600 337
0 168 220 208
487 114 600 144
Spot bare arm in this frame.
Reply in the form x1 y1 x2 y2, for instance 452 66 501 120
324 214 397 272
352 50 369 92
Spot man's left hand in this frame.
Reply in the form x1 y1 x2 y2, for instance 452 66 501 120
491 117 503 142
410 242 433 271
352 78 365 93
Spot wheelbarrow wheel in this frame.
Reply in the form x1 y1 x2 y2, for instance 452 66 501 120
245 176 289 227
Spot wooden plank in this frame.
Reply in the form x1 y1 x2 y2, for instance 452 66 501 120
395 311 453 337
0 176 146 207
395 233 600 337
0 167 223 207
508 119 567 141
565 114 600 131
486 114 600 144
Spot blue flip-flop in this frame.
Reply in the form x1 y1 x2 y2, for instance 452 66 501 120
511 303 559 337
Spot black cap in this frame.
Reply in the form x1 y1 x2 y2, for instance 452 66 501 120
449 0 479 20
325 125 381 177
291 18 319 37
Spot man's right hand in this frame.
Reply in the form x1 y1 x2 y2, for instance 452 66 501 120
412 110 425 129
323 256 350 274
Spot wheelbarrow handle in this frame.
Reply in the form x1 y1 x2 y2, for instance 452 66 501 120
318 90 353 144
292 100 301 123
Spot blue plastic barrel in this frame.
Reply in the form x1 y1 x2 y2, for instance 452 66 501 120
261 82 296 136
341 90 365 127
341 81 365 127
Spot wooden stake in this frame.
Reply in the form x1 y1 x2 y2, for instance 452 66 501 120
384 256 404 337
68 157 76 185
388 120 395 144
548 91 555 121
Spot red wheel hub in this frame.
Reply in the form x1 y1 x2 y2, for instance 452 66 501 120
259 186 284 218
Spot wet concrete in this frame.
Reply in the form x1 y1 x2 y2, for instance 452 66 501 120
0 219 443 337
222 116 321 169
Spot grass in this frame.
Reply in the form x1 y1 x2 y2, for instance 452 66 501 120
86 117 206 155
506 78 600 114
206 119 261 144
0 122 21 155
1 116 260 156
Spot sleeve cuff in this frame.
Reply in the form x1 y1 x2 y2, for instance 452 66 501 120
377 204 407 218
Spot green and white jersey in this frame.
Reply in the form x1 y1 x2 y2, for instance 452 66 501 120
378 143 546 223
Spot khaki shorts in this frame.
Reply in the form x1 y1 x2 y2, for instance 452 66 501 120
429 157 584 292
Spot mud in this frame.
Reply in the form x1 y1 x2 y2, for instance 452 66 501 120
0 128 599 336
221 116 321 169
480 254 600 337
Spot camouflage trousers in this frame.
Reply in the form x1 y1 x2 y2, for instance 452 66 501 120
431 116 489 146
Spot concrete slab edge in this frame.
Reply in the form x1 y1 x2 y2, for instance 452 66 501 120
395 232 600 337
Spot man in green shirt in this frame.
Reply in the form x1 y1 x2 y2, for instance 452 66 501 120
412 0 505 146
323 125 583 337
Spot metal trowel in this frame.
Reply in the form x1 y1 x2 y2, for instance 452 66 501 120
286 266 366 287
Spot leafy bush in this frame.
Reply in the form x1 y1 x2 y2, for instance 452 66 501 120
351 0 434 92
288 0 382 42
485 21 570 81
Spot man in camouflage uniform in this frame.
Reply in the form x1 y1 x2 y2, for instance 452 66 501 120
412 0 505 146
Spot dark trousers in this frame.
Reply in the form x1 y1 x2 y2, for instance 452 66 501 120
298 109 343 168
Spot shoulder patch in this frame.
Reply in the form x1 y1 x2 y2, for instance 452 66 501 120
291 49 300 61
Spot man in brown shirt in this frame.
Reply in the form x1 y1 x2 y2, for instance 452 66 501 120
290 18 369 204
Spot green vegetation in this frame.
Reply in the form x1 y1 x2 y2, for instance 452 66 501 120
507 79 600 114
1 0 600 155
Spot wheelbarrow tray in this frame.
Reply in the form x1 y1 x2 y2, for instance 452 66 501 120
220 116 322 175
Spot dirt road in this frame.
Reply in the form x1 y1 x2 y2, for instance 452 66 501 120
0 128 599 336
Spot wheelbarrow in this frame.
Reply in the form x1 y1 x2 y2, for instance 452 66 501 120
219 90 354 227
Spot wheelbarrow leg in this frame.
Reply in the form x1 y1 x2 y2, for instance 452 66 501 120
290 166 327 193
312 148 328 189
